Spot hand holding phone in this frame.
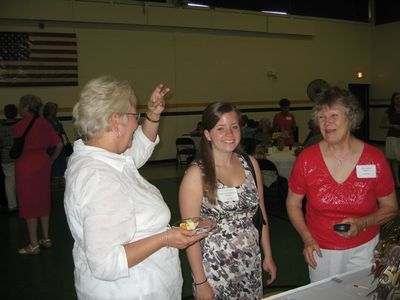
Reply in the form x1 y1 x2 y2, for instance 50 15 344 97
333 224 350 232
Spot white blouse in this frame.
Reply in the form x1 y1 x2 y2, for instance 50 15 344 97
64 126 182 300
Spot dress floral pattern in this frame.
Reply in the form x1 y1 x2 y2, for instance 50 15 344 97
196 154 262 300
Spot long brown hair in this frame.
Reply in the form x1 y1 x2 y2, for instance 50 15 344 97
200 102 241 204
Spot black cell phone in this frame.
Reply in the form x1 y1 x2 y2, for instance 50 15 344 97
333 224 351 232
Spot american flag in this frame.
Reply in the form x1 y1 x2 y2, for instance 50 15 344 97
0 32 78 87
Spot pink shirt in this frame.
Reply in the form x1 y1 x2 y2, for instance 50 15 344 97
289 143 394 250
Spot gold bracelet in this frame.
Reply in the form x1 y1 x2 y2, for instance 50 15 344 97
165 229 169 248
145 113 160 123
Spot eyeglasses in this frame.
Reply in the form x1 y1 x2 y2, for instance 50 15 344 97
125 112 141 121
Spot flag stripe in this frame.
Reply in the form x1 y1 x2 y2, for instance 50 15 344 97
0 81 77 87
1 73 78 78
29 32 76 38
3 77 78 82
0 31 78 87
1 61 77 66
31 41 77 46
30 49 78 55
27 57 77 62
0 65 77 70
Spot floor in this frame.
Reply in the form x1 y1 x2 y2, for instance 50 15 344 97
1 161 397 299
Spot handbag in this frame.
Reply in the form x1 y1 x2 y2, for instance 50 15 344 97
9 115 39 159
242 153 266 243
61 132 73 157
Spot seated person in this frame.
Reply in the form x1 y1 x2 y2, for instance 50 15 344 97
243 118 258 139
303 119 322 148
254 118 273 147
240 114 249 128
190 121 203 137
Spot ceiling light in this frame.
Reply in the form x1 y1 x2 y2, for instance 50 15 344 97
188 2 210 8
356 71 364 78
261 10 287 15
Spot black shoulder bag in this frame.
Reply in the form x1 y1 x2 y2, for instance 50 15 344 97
9 115 39 159
242 153 266 244
61 132 73 157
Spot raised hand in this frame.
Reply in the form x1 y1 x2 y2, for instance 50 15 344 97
147 84 170 118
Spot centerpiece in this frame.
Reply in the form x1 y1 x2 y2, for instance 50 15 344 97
272 131 288 151
368 216 400 300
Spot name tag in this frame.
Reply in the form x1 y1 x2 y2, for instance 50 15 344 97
217 187 239 202
286 116 292 121
356 164 376 178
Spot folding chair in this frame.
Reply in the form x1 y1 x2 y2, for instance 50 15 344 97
176 137 196 165
257 158 288 218
293 126 299 143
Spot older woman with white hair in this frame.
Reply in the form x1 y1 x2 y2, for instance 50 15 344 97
64 76 207 300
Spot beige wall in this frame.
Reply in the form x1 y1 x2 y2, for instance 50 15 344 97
0 0 397 159
369 22 400 141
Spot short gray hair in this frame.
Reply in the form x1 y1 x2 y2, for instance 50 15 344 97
20 94 42 115
73 76 136 140
312 86 364 132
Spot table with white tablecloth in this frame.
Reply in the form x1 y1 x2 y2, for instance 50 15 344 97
266 148 297 179
264 266 377 300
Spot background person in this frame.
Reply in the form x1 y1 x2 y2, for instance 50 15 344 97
254 117 273 148
273 98 296 146
245 118 259 138
286 86 398 282
15 95 63 254
43 102 68 188
380 92 400 189
190 121 203 137
302 119 322 148
64 76 206 300
179 102 276 300
0 104 19 212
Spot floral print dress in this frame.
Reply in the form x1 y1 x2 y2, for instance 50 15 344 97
196 154 262 300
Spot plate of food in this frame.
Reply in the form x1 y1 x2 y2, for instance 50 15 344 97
174 217 215 234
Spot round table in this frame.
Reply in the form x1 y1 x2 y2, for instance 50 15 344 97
265 147 297 179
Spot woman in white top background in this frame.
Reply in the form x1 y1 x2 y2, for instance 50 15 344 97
64 76 206 300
